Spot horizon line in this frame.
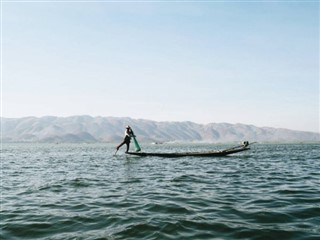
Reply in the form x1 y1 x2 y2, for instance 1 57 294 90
1 114 319 134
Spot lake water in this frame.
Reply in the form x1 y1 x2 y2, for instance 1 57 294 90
1 143 320 240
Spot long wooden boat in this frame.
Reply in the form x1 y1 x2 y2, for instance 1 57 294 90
126 141 251 158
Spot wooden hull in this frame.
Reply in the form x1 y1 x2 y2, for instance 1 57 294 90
126 145 250 158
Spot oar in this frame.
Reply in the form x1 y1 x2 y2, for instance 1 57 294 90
114 149 118 155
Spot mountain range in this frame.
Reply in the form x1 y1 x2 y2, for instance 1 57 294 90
1 116 319 143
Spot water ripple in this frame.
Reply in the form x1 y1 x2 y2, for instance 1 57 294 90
1 143 320 239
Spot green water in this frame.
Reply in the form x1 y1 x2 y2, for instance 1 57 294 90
1 143 320 239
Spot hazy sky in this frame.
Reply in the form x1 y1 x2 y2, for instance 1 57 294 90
1 1 319 132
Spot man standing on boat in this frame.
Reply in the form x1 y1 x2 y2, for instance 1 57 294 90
116 126 134 153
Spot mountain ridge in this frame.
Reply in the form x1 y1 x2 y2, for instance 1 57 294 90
1 116 319 143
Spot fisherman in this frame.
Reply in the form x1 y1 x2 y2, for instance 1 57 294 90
116 126 134 153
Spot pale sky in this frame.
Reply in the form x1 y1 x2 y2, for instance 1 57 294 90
1 1 319 132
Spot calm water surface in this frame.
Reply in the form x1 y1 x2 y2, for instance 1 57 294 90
1 143 320 239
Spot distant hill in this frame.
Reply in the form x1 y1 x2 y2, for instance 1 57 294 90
1 116 319 143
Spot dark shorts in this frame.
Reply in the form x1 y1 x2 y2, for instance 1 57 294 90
124 136 131 144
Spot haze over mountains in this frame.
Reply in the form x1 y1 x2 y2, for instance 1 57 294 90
1 116 319 143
